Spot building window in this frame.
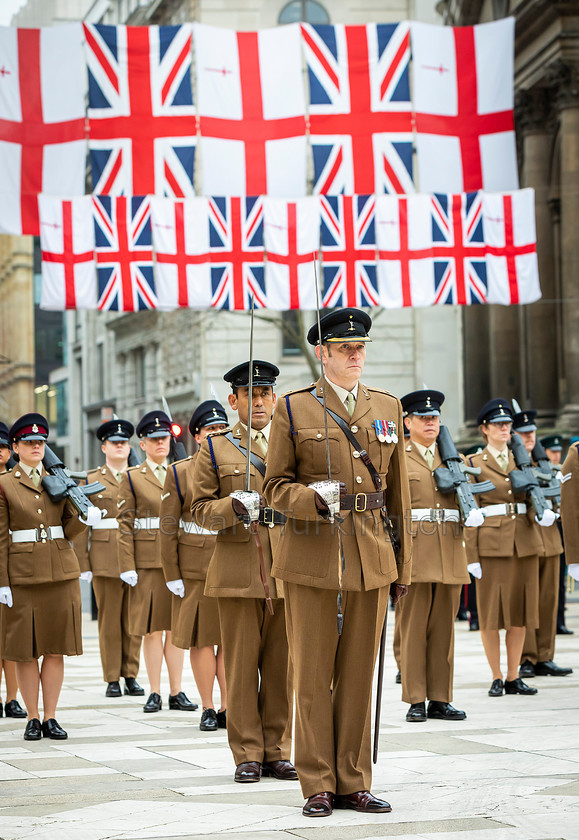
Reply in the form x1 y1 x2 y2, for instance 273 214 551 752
282 310 303 356
134 347 146 398
278 0 330 25
55 381 68 437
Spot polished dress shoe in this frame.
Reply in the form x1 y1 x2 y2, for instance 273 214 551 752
168 691 198 711
217 709 227 728
199 708 218 731
144 692 162 713
106 681 122 697
406 702 426 722
518 659 535 679
23 718 42 741
557 624 574 635
124 677 145 696
395 670 401 684
42 718 68 739
302 791 333 817
534 660 573 677
469 619 479 631
234 761 261 783
488 678 504 697
427 701 466 721
456 607 469 621
335 790 392 813
261 759 298 780
4 699 27 718
504 677 537 695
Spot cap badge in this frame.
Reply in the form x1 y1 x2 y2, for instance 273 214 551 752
155 417 160 427
347 316 355 332
426 396 432 408
499 405 505 415
254 365 260 376
117 423 122 433
212 408 219 417
32 424 39 433
524 414 528 422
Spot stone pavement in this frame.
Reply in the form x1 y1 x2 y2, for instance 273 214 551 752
1 598 578 840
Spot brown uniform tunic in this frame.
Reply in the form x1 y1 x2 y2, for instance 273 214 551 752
561 443 579 565
73 466 142 683
191 422 292 767
0 467 86 661
263 378 411 799
398 442 470 705
160 454 220 650
117 463 173 636
464 447 541 631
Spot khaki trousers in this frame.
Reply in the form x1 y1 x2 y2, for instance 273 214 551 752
399 582 461 705
217 597 292 766
284 582 389 799
93 576 142 683
522 554 559 664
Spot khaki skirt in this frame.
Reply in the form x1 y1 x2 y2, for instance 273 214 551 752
172 579 221 650
129 568 173 636
477 554 539 631
0 578 82 662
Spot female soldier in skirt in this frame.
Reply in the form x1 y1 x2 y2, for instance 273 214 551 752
0 414 86 739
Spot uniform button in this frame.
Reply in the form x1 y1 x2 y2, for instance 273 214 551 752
41 539 46 544
511 514 516 520
37 508 42 514
316 433 323 439
35 494 40 499
351 425 358 433
436 503 440 508
234 469 240 475
462 540 466 548
356 476 362 484
507 490 512 495
505 478 510 482
98 494 103 499
353 451 360 459
40 524 44 528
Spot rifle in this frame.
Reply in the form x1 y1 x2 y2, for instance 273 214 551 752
531 439 561 507
127 446 143 467
509 432 552 520
162 397 188 462
434 425 495 521
42 444 104 521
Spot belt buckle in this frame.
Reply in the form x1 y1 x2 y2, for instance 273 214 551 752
261 507 275 526
39 527 48 540
430 509 443 522
354 493 367 512
507 503 516 516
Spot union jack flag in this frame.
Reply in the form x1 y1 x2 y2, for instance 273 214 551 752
431 192 487 305
208 197 265 310
94 195 156 311
320 195 378 307
302 23 413 196
84 23 196 197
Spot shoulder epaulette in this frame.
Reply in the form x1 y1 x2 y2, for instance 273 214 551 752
127 464 142 474
364 385 396 397
172 455 193 467
207 425 234 438
281 384 316 397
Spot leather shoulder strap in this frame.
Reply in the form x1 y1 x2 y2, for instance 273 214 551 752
224 432 266 477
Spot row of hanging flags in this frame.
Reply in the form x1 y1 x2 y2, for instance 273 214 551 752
0 17 541 310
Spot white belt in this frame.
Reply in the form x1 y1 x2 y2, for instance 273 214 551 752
11 526 65 543
91 518 119 530
134 517 160 530
411 508 460 523
179 519 217 536
481 503 527 517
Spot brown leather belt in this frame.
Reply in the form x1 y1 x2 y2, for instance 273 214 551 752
341 490 386 512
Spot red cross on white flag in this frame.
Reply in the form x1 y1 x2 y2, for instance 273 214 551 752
263 197 320 310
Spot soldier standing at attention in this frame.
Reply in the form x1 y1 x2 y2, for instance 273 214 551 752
513 411 572 679
560 439 579 616
73 419 144 698
0 414 87 740
117 411 197 714
399 389 470 723
542 435 574 636
264 308 411 818
160 401 228 732
191 362 296 784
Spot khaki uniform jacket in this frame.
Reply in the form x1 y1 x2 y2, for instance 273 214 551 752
263 378 412 591
532 456 563 558
405 442 469 584
160 453 216 583
73 466 123 577
464 446 542 561
561 442 579 565
191 421 282 599
117 463 164 574
0 467 86 587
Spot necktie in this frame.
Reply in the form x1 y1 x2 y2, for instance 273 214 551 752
31 467 41 488
346 392 356 418
424 447 434 469
497 452 508 472
254 430 267 457
116 471 123 484
155 464 167 485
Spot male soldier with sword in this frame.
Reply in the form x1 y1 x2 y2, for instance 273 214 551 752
264 305 411 818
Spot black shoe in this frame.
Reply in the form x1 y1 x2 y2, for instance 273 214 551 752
534 660 573 677
427 701 467 721
41 718 68 739
456 607 469 621
217 709 227 729
469 619 479 631
106 681 122 697
200 708 218 731
303 791 333 817
504 678 537 695
4 699 27 718
406 702 427 722
168 691 198 711
144 692 162 713
488 679 504 697
234 761 261 783
557 625 574 635
124 677 145 696
23 718 42 741
395 670 401 684
519 660 535 679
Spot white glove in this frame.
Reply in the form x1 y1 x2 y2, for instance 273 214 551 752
568 564 579 582
467 563 482 580
465 508 485 528
535 509 559 527
79 571 93 583
82 505 103 527
166 578 185 598
120 570 138 587
0 586 13 608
